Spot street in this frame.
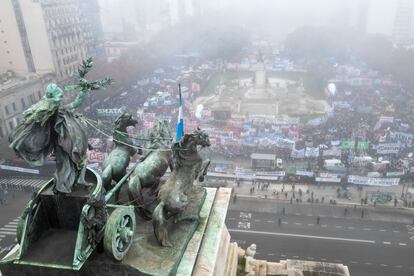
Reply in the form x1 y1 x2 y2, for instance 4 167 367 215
226 205 414 276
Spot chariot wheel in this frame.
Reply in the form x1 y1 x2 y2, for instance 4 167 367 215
104 207 136 261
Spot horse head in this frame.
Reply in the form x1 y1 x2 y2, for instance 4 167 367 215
180 128 210 150
114 109 138 132
149 120 172 148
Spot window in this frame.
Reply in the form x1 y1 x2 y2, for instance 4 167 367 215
21 98 26 109
4 105 9 115
8 121 14 130
37 90 42 99
12 102 16 112
29 94 35 104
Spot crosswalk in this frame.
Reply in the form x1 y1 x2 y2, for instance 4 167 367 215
0 218 18 242
0 177 48 190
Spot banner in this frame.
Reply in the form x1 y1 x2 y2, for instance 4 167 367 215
291 148 305 159
375 143 401 154
305 147 319 158
323 147 341 157
315 177 341 183
340 141 369 150
385 171 405 177
96 108 123 117
348 175 400 186
296 170 314 177
87 151 107 163
390 132 413 144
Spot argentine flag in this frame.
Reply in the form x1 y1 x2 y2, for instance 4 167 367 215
176 84 184 141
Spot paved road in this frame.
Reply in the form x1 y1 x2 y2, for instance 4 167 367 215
0 191 32 259
226 209 414 276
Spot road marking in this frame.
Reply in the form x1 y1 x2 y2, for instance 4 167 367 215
410 236 414 241
321 225 327 227
306 257 314 260
350 261 358 264
267 253 274 256
380 264 388 267
295 213 302 216
229 217 236 221
399 243 407 246
383 241 391 245
409 266 414 270
307 224 314 226
282 221 288 224
307 214 313 217
254 219 261 222
395 265 403 268
347 227 355 230
393 230 400 233
321 258 327 261
13 219 19 222
379 229 386 232
293 255 299 258
228 229 376 244
0 235 5 238
363 228 371 231
295 223 302 226
3 225 17 229
335 226 342 229
281 254 287 257
8 222 18 225
406 225 414 231
333 216 339 218
0 231 16 235
267 220 275 223
364 262 372 265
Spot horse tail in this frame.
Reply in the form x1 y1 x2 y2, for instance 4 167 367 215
152 202 171 247
102 165 113 193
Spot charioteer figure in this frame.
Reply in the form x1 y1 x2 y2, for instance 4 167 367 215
9 58 112 194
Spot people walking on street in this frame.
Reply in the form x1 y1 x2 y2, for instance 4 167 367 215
278 218 281 226
361 210 364 218
344 208 348 216
282 207 285 215
316 216 320 225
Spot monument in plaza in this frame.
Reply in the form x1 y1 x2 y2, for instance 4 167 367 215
0 59 349 276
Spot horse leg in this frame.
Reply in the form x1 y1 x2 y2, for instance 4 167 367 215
102 165 113 194
127 174 141 204
152 202 172 247
198 159 211 182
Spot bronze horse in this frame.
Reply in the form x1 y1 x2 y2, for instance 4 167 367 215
152 129 210 246
128 120 173 219
102 110 137 200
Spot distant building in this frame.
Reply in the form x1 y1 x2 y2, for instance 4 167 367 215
0 0 102 81
104 41 139 63
0 71 55 142
393 0 414 45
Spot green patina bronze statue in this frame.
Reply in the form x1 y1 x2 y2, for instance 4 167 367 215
128 120 173 219
152 128 211 246
9 58 112 193
102 108 138 201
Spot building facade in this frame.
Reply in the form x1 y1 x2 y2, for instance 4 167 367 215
0 0 102 81
393 0 414 45
0 71 55 140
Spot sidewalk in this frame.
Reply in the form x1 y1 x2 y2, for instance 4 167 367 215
229 180 411 209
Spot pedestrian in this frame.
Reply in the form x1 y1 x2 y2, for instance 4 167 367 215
373 200 376 207
360 198 364 205
344 208 348 216
361 210 364 218
316 216 320 225
278 218 281 226
282 207 285 215
290 198 293 204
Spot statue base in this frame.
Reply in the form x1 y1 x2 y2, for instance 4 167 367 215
0 187 235 276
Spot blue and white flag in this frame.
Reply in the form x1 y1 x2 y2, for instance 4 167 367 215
176 84 184 141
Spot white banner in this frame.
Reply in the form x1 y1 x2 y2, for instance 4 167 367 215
305 147 320 158
319 172 340 178
348 175 400 186
296 170 314 177
375 143 401 154
390 132 413 144
291 148 305 159
315 177 341 183
323 147 341 157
